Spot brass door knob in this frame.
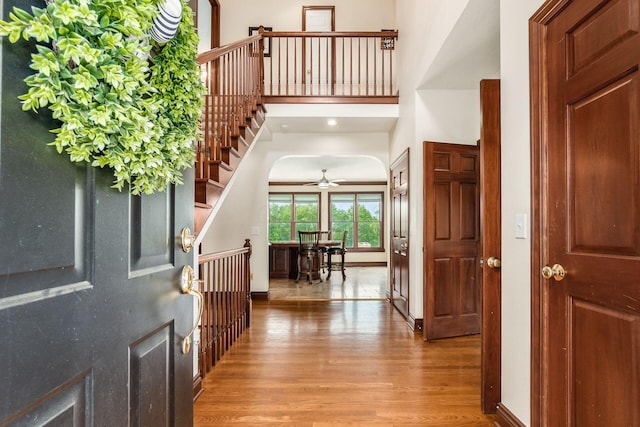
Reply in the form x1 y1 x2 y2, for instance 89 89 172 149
487 257 501 269
542 264 566 281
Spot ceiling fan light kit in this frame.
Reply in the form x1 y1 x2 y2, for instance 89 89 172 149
304 169 345 189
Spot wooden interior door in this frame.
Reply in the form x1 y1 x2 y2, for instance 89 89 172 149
479 79 501 414
424 142 480 340
531 0 640 425
0 11 194 425
302 6 335 94
390 150 410 318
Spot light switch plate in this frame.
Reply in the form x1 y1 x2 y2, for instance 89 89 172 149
515 213 528 239
251 226 260 236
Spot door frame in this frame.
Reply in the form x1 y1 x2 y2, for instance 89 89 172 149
530 1 562 423
389 149 410 319
301 6 336 94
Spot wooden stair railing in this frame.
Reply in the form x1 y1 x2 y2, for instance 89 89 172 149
194 239 252 401
262 30 399 103
193 30 398 235
194 35 266 235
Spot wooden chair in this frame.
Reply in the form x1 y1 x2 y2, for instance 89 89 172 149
327 230 347 280
296 231 322 283
316 231 331 274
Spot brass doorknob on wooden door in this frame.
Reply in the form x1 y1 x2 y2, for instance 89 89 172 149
487 257 501 268
541 264 566 281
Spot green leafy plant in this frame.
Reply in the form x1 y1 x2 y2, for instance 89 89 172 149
0 0 205 194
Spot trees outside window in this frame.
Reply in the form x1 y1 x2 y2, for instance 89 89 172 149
330 193 383 250
269 193 320 241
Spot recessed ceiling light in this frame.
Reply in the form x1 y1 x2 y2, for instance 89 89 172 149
280 124 288 129
327 119 337 126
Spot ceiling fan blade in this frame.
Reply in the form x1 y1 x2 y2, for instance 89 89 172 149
303 182 317 186
329 182 340 187
331 179 346 183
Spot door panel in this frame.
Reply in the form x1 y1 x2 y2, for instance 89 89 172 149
390 150 409 318
0 2 194 424
479 79 501 413
532 0 640 424
424 142 480 340
130 324 174 426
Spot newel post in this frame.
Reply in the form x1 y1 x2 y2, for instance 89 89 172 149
257 26 265 99
244 238 252 327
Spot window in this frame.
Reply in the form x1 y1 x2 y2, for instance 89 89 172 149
269 193 320 241
330 192 383 250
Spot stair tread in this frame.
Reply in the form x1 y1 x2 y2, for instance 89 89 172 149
195 178 225 189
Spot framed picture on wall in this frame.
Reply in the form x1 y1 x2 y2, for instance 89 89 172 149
249 26 272 57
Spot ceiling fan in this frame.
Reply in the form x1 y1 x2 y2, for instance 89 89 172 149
303 169 345 189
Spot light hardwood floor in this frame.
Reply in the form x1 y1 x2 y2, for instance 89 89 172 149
194 298 496 426
268 266 389 300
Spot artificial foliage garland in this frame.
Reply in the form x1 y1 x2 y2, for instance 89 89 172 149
0 0 206 195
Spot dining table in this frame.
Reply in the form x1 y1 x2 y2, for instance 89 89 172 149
268 239 341 279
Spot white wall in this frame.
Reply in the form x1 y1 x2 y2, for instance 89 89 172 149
393 0 541 424
391 0 478 320
201 131 389 293
218 0 396 45
499 0 545 425
416 90 481 145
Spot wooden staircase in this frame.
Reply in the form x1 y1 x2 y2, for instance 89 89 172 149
194 33 266 236
192 28 400 236
194 105 265 234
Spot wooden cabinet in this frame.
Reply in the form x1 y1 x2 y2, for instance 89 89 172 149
269 245 293 278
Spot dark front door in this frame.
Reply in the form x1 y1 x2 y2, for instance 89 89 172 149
532 0 640 425
390 150 410 318
0 16 194 426
424 142 480 340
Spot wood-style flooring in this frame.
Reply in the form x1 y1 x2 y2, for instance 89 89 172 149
194 299 496 426
268 266 388 300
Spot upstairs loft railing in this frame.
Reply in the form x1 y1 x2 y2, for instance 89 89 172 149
262 30 399 103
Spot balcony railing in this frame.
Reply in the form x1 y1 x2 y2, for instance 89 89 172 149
262 30 399 103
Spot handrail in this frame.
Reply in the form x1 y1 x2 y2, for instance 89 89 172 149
196 34 262 65
264 30 398 37
199 245 251 263
193 31 264 207
197 239 252 378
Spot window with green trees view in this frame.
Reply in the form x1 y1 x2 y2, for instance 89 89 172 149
269 193 320 241
330 193 383 249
